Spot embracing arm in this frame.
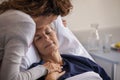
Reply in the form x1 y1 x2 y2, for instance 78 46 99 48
0 10 47 80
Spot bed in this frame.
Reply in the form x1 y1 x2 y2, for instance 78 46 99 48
20 16 107 80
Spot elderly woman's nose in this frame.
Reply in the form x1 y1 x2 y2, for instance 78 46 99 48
44 35 49 40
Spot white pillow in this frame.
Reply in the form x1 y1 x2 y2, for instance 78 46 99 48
20 16 94 71
53 16 94 60
20 45 40 71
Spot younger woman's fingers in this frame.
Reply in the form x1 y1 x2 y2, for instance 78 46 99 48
58 71 66 78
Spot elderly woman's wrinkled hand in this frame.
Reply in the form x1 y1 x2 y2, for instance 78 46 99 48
43 62 62 74
43 62 65 80
45 71 65 80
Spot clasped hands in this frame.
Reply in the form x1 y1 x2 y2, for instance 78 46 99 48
43 62 65 80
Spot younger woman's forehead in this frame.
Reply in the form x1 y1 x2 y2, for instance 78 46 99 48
36 25 53 34
37 25 49 30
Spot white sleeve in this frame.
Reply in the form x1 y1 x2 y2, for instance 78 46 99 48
0 10 47 80
20 44 41 71
53 16 94 61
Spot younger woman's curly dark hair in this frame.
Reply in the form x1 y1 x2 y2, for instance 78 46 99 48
0 0 73 17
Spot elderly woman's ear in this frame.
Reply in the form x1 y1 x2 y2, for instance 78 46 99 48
62 19 67 27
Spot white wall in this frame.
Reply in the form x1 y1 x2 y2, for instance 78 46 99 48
64 0 120 31
1 0 120 31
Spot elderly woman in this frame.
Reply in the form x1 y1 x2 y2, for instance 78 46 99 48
31 24 111 80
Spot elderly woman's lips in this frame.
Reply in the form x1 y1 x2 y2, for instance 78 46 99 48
45 43 54 48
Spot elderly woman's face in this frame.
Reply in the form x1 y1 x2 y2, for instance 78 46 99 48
34 25 59 56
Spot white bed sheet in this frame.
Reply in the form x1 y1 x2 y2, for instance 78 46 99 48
65 71 103 80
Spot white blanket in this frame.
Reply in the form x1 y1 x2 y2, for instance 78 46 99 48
66 71 103 80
